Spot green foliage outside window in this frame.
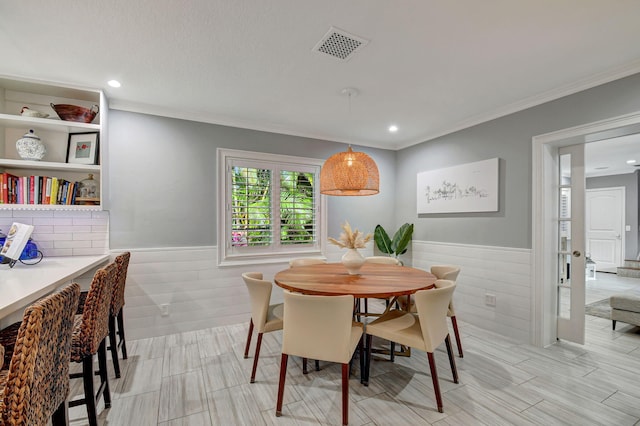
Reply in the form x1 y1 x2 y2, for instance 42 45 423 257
232 167 316 247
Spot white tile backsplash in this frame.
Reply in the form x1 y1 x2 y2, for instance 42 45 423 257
2 210 109 257
35 233 73 241
34 217 72 226
73 232 108 241
55 240 92 249
55 225 90 233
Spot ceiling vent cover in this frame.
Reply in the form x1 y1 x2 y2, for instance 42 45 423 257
314 27 369 61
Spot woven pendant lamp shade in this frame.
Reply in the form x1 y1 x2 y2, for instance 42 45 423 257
320 146 379 196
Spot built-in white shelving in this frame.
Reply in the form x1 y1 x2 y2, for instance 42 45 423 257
0 76 105 210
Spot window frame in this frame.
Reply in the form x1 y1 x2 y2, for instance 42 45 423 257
217 148 326 266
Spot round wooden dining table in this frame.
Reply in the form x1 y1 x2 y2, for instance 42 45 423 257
274 262 436 299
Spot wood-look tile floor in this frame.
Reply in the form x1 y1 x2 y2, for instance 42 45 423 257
66 278 640 425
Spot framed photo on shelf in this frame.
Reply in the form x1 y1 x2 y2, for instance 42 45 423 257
66 132 99 165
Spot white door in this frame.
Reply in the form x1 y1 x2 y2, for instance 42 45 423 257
586 187 625 272
557 144 586 344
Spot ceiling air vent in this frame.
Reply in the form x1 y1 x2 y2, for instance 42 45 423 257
313 27 369 61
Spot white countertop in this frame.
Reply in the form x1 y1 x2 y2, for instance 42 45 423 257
0 255 109 321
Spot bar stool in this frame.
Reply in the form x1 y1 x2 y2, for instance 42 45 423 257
0 283 80 425
69 262 117 426
108 251 131 378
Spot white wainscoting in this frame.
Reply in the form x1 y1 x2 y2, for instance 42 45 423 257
120 245 373 340
119 243 531 342
412 240 532 343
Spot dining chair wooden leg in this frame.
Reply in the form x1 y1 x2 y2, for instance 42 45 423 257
364 334 373 386
244 319 254 358
276 354 288 417
341 363 349 426
315 360 320 371
444 334 459 383
358 335 365 384
51 400 69 426
250 332 263 383
390 342 395 362
427 352 443 413
108 315 121 378
450 315 463 357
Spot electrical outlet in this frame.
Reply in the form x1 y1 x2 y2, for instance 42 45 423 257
160 303 170 317
484 293 496 307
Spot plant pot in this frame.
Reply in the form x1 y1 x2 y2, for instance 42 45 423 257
342 248 365 275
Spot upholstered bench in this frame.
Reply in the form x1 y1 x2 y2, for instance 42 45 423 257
610 294 640 330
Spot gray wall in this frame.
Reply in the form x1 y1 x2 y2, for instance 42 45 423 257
396 72 640 249
107 72 640 251
587 171 639 259
107 111 396 248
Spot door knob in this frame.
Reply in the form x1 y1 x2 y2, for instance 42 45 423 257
572 250 581 257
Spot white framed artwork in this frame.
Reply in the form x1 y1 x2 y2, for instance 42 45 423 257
417 158 499 214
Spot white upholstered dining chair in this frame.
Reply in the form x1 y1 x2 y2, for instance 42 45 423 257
276 291 364 426
400 265 463 357
364 256 401 265
288 257 327 372
242 272 284 383
431 265 463 357
365 279 458 413
289 257 327 267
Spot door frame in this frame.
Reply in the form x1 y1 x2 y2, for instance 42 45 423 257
531 110 640 347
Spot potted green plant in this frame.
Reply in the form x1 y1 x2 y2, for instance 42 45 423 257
374 223 414 263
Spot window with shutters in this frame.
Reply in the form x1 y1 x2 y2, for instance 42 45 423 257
217 148 326 265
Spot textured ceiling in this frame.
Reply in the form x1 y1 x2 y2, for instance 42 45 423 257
2 1 640 154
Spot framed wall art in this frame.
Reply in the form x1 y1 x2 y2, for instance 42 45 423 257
66 132 99 165
416 157 499 214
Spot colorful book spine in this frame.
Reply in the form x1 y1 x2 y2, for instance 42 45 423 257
0 173 5 204
33 176 40 205
16 177 23 204
50 177 59 205
29 175 35 204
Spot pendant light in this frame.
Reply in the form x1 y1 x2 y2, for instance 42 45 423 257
320 88 379 196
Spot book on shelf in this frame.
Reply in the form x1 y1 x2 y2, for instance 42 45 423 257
49 177 57 205
44 177 51 204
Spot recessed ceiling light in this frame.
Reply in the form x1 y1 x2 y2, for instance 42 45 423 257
627 159 637 164
388 125 398 133
107 80 121 88
594 166 609 170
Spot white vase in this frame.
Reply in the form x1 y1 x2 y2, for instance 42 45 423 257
16 129 46 161
342 248 365 275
